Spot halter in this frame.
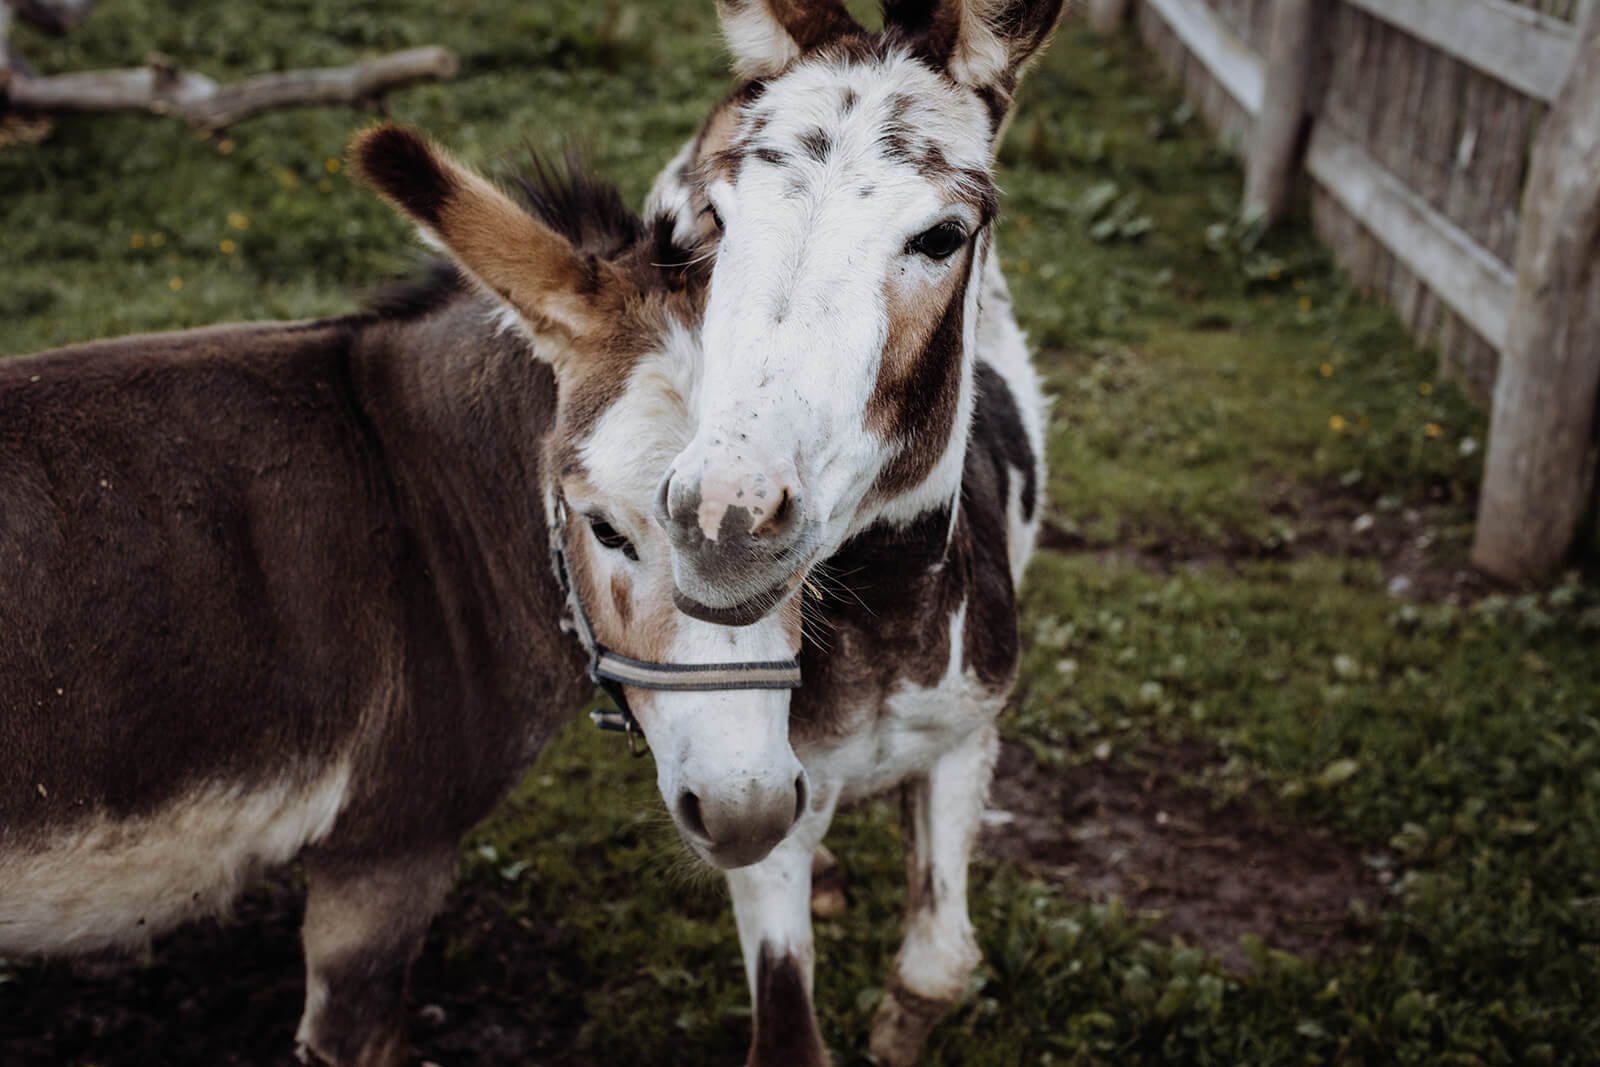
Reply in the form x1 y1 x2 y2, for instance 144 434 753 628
548 494 803 756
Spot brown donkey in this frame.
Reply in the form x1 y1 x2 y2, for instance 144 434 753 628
634 1 1060 1063
0 127 808 1066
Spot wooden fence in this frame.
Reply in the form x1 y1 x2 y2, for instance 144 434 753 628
1088 0 1600 582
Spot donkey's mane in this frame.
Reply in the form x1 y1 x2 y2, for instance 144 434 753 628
512 150 644 260
359 259 467 321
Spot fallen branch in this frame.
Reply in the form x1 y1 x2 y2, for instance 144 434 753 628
6 45 457 130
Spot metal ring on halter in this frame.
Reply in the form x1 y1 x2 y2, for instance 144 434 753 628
548 494 803 756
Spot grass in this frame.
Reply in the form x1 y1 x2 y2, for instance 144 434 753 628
4 4 1599 1065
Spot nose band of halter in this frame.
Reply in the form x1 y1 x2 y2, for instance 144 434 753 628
548 495 802 753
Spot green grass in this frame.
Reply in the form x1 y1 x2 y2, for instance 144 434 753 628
4 5 1599 1065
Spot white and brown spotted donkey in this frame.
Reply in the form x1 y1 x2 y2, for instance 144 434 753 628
631 2 1060 1064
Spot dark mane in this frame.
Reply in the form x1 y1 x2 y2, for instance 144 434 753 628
358 259 467 321
511 150 645 261
512 148 714 293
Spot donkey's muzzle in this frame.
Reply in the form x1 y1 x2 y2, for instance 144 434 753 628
675 770 809 869
656 462 810 625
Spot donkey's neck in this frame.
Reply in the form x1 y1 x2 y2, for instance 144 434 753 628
348 293 578 690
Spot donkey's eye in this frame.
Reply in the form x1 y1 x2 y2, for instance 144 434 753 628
701 205 725 232
908 221 967 261
587 515 639 561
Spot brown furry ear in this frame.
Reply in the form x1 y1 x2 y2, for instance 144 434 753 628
717 0 864 79
349 123 618 342
894 0 1064 92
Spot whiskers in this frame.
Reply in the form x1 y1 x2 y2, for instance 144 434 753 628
651 238 721 271
635 804 733 897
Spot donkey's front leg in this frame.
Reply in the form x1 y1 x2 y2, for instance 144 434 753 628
727 792 838 1067
295 847 456 1067
870 723 999 1067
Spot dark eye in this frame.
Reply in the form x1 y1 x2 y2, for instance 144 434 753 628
587 514 638 561
908 221 967 261
702 204 724 232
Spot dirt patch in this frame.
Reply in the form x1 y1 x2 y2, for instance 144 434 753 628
0 878 592 1067
981 739 1384 973
1264 481 1499 603
1040 480 1503 605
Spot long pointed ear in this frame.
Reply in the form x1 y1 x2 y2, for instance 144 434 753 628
889 0 1064 94
349 123 616 342
717 0 865 79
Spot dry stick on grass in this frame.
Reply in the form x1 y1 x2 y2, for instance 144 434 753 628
6 46 458 131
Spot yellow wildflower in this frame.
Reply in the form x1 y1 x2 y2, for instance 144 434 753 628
325 157 342 174
227 212 250 231
1418 382 1434 396
1424 422 1443 439
217 138 236 155
1328 414 1347 432
150 233 167 248
129 233 146 249
1298 296 1312 313
1319 362 1333 378
219 239 237 255
168 276 184 292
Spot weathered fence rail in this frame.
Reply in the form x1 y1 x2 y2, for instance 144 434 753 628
1092 0 1600 582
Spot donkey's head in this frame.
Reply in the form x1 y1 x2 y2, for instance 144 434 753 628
654 0 1062 624
351 125 808 869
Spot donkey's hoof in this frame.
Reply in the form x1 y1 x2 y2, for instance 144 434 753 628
868 983 951 1067
811 884 847 918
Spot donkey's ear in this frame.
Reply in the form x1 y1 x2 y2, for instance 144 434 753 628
349 124 615 343
893 0 1064 92
717 0 864 79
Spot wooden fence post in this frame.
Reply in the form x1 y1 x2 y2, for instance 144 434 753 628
1472 5 1600 582
1088 0 1131 36
1243 0 1321 224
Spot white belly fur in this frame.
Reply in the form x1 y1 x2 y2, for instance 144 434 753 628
0 763 350 956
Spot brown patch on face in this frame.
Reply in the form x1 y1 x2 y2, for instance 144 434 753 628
866 244 973 502
561 503 675 669
549 270 705 448
609 571 632 627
